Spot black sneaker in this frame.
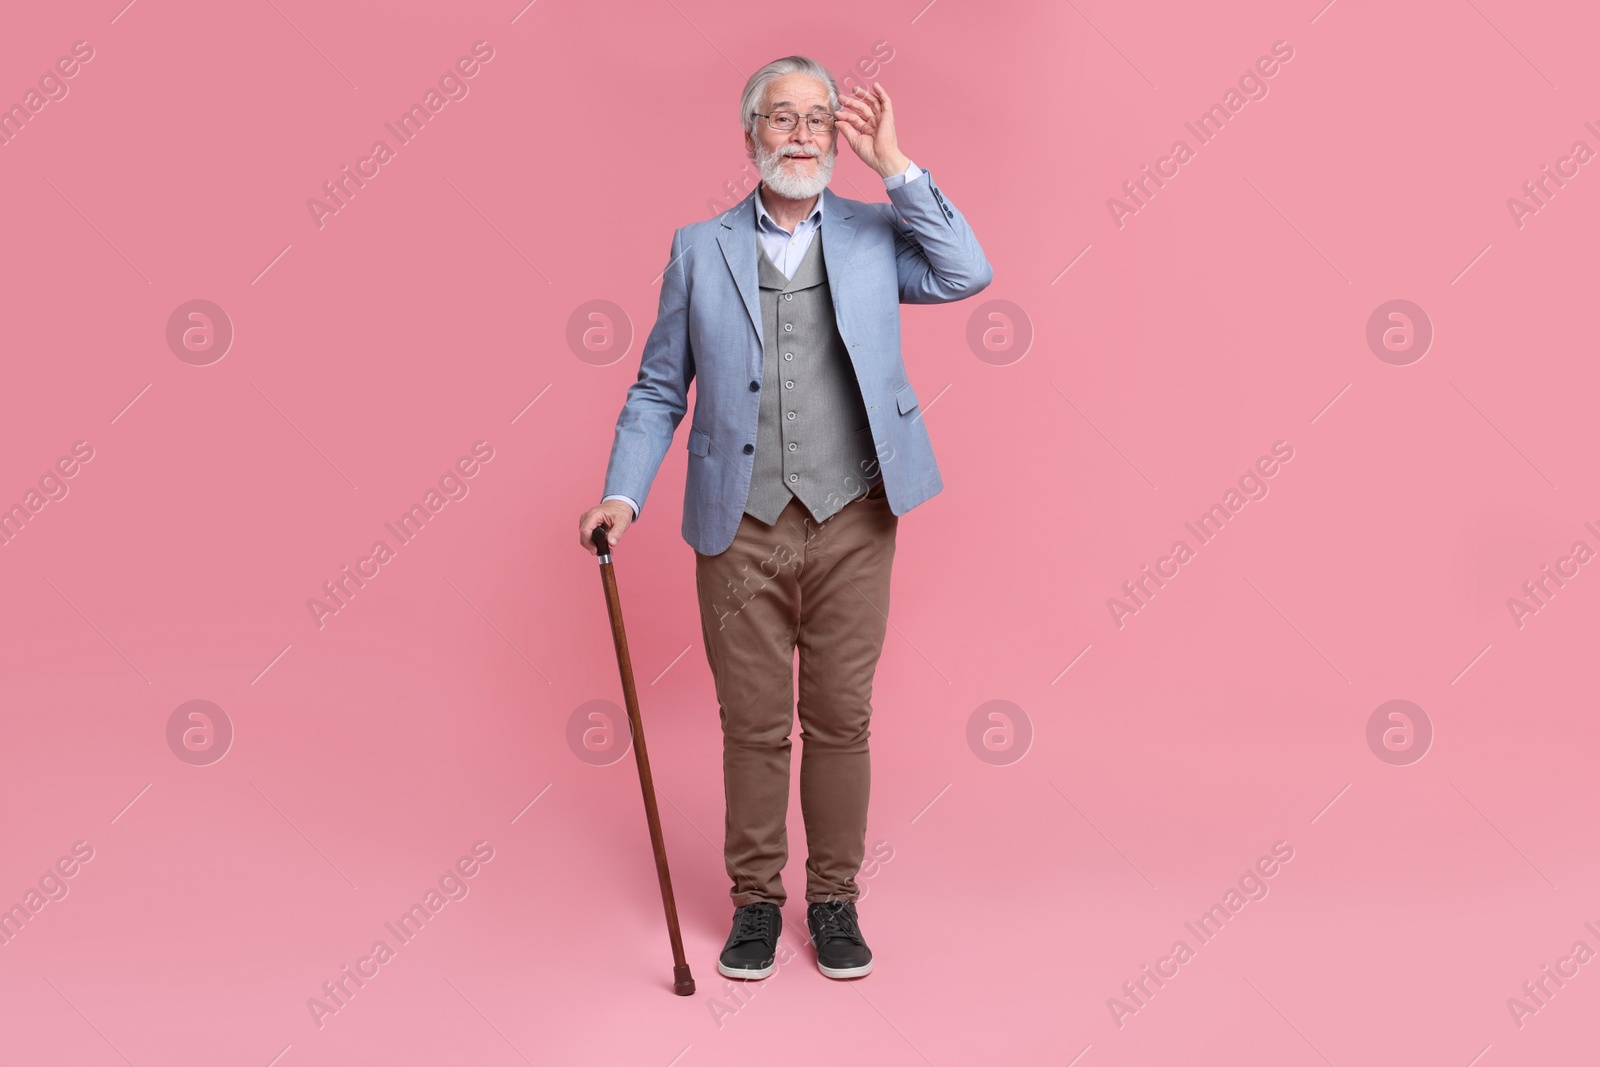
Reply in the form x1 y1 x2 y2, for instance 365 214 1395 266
718 902 782 979
807 900 873 978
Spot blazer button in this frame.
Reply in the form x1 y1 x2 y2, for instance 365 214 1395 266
743 444 754 454
749 380 760 391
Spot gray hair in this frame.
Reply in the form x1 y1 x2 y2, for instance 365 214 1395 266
739 55 839 140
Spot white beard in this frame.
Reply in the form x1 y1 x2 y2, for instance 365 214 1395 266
754 139 835 200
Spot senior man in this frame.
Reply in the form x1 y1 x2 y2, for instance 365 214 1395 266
579 55 991 981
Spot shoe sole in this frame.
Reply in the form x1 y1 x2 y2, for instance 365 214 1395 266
808 933 873 979
717 958 776 980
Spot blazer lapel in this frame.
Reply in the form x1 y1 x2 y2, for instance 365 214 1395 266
716 191 763 350
819 185 857 306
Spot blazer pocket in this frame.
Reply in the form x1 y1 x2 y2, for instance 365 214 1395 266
894 382 920 415
687 425 711 456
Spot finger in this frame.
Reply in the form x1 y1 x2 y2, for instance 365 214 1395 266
833 114 866 139
842 86 876 114
838 108 874 134
872 88 893 129
836 95 872 119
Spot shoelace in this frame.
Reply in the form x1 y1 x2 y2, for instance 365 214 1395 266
810 903 864 945
730 904 778 946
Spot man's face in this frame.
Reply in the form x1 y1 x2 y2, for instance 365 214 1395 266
747 73 837 199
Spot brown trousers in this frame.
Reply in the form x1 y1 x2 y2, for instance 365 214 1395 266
694 480 898 907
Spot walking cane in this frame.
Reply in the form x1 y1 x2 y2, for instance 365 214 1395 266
590 524 696 996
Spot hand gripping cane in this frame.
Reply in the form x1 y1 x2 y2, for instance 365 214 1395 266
590 525 696 996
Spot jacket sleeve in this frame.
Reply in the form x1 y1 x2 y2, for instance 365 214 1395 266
601 226 695 518
887 168 994 304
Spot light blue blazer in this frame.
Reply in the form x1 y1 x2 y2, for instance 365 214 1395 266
602 169 993 556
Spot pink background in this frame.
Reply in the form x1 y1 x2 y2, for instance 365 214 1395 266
2 0 1597 1063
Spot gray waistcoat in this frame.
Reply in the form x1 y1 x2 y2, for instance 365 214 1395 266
744 229 881 526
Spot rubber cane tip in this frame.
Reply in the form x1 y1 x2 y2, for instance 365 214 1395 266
672 965 696 996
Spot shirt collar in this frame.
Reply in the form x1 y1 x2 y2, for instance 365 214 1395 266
754 184 824 234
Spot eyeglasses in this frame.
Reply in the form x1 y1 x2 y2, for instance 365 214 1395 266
753 111 836 133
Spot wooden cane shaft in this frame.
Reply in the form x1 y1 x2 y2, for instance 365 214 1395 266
596 558 694 993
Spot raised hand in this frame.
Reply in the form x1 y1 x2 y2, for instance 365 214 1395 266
833 82 910 179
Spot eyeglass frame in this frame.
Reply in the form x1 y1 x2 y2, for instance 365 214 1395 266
752 110 838 133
